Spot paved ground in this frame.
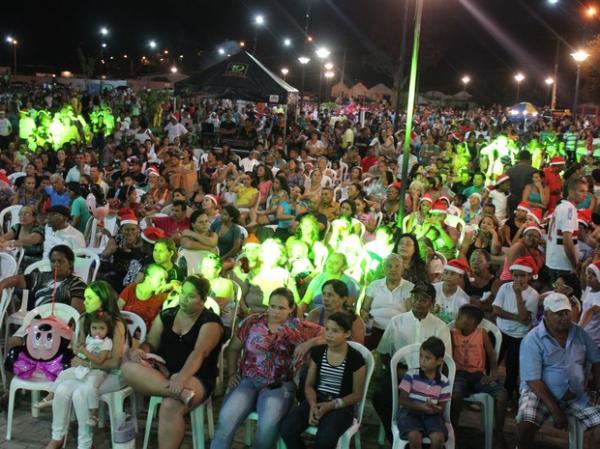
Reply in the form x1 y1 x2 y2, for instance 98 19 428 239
0 391 576 449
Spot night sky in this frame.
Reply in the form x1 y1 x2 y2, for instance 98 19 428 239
1 0 596 105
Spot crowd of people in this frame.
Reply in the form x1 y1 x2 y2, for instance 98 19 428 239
1 84 600 449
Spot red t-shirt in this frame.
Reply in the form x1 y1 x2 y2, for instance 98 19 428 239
152 216 190 237
119 283 167 330
361 155 378 172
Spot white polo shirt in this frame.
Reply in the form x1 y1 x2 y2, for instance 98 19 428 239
366 277 414 330
376 311 452 362
546 200 579 271
492 282 539 338
433 282 470 323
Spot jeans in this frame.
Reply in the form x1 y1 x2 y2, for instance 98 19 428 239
210 377 296 449
281 400 354 449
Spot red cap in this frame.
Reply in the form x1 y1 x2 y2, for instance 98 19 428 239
516 201 531 213
444 259 471 275
495 174 510 186
550 156 566 166
142 227 166 244
429 200 448 214
203 194 219 207
578 209 592 227
510 256 539 275
419 193 433 203
118 208 139 226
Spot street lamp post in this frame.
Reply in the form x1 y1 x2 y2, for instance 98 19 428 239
545 77 554 107
253 15 265 55
5 36 17 75
281 67 289 81
398 0 424 226
315 47 331 108
571 50 590 120
324 70 334 101
514 73 525 101
298 56 311 110
461 75 471 92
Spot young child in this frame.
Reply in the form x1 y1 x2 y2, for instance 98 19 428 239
450 305 508 447
579 261 600 347
54 311 113 426
397 336 451 449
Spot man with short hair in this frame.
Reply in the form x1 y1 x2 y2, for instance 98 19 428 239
149 200 190 240
65 153 89 183
90 164 109 195
164 114 188 143
318 187 339 222
517 293 600 449
44 174 70 208
507 150 536 216
43 205 86 258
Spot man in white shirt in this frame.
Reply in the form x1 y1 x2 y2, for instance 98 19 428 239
374 283 451 444
486 173 510 221
492 256 539 399
240 150 261 173
65 153 90 183
164 114 188 143
546 176 588 279
0 110 12 150
44 205 86 258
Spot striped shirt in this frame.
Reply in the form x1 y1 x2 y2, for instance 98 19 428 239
399 368 451 405
317 348 347 397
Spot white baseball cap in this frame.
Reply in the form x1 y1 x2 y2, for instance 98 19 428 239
544 293 571 313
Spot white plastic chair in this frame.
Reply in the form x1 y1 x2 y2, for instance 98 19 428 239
0 205 22 233
73 248 101 283
96 311 146 440
282 341 376 449
0 252 18 278
237 224 248 241
3 260 50 353
215 280 243 395
448 319 501 449
85 218 111 255
7 172 26 185
6 304 80 440
177 249 215 276
390 343 456 449
0 287 15 389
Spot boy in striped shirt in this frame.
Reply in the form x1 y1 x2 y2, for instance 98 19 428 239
397 337 451 449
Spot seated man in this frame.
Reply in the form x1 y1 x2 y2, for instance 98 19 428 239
517 293 600 449
147 200 190 241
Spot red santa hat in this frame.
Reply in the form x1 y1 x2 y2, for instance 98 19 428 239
494 174 510 187
516 201 530 213
527 208 543 225
510 256 539 276
142 227 166 244
118 208 139 226
444 259 470 275
587 261 600 280
578 209 592 228
550 156 566 166
439 195 452 204
203 194 219 207
419 193 433 203
146 167 160 177
523 225 542 237
429 200 448 214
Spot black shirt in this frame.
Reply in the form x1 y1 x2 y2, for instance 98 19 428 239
311 344 365 400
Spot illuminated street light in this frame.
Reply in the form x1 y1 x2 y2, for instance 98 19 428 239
324 71 335 79
545 77 554 85
170 66 178 73
101 43 107 48
514 72 525 100
283 38 291 47
461 75 471 86
164 50 169 55
315 47 331 59
239 41 245 48
281 67 289 80
218 47 225 55
254 14 265 25
253 14 265 54
324 62 334 70
547 0 559 4
298 56 310 65
571 50 590 119
100 27 109 36
587 6 598 17
6 36 17 75
148 40 157 49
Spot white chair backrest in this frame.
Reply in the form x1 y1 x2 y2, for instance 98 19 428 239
24 260 51 274
205 297 220 315
347 341 375 425
8 172 26 185
0 287 15 330
391 343 456 423
0 205 22 233
120 311 148 344
73 248 101 283
86 218 110 252
237 224 248 241
375 211 383 228
104 215 118 236
0 252 18 278
177 249 214 276
22 303 80 331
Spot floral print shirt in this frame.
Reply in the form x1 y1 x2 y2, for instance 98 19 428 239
237 313 322 387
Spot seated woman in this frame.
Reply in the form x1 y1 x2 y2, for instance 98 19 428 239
180 210 219 254
329 200 362 244
0 244 86 315
209 205 243 260
210 288 322 449
281 311 367 449
298 252 359 317
243 239 300 315
44 281 127 449
233 173 259 225
459 213 502 259
119 263 168 330
122 275 224 449
0 205 44 269
307 279 365 344
199 254 236 334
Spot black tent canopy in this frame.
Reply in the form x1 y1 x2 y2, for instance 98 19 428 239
175 51 299 105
